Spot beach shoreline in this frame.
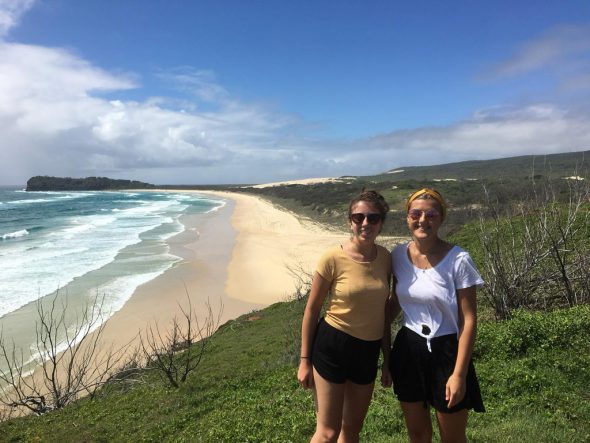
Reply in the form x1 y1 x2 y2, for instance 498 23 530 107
95 189 348 355
1 188 407 414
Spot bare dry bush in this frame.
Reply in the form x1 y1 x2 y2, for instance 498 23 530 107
286 264 313 302
478 178 590 319
139 295 223 388
279 265 314 364
0 286 226 419
0 292 130 416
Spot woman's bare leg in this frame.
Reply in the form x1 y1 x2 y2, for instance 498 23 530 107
435 409 468 443
338 380 375 443
311 368 345 443
400 401 433 443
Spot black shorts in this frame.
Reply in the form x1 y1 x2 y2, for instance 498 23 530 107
311 318 381 385
389 326 485 413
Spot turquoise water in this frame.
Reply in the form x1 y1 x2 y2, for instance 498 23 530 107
0 187 224 368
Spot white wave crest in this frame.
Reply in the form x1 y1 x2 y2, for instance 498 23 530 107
1 229 29 240
205 200 227 213
8 198 54 204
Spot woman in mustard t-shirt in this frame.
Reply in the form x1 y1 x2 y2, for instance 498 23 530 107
297 190 392 442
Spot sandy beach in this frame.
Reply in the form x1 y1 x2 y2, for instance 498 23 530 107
97 190 347 351
1 188 405 415
1 189 349 410
203 191 348 304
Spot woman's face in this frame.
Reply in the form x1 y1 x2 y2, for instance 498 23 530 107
407 198 443 240
350 201 382 243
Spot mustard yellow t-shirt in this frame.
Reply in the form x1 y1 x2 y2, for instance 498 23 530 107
316 244 391 341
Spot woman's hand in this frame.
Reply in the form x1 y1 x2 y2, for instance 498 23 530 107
297 359 314 389
445 373 466 408
380 364 392 388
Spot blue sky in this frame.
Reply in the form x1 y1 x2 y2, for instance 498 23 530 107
1 0 589 184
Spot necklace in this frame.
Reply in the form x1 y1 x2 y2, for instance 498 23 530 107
409 241 447 270
346 243 377 262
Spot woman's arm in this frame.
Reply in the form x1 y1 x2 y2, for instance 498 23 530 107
297 272 331 389
446 285 477 408
380 293 401 387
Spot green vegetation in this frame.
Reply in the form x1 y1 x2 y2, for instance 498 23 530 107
213 150 589 237
1 296 588 442
5 151 588 441
449 197 590 319
26 176 154 191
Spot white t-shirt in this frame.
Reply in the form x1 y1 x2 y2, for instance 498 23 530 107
391 243 484 345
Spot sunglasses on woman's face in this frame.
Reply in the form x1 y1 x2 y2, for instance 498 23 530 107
407 209 440 220
351 213 382 225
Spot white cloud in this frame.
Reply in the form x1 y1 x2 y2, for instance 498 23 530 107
1 39 588 185
365 104 590 168
0 41 310 184
0 12 588 185
0 43 136 134
0 0 34 37
158 68 231 104
482 24 590 93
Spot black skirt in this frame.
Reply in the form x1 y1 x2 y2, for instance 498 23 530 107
389 326 485 413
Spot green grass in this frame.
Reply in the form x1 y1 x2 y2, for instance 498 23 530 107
1 298 588 442
7 151 589 441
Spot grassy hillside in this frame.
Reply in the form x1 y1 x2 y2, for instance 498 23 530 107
2 150 588 441
220 150 590 236
376 150 590 182
1 296 588 442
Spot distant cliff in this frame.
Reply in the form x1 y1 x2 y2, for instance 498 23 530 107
26 176 155 191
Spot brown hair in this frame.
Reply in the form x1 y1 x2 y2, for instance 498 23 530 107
348 190 390 222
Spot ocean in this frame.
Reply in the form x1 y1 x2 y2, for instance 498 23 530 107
0 186 225 374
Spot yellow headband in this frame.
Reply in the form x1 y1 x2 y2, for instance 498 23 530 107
406 188 447 219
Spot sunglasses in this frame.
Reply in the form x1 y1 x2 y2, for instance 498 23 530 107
351 213 382 225
407 209 440 220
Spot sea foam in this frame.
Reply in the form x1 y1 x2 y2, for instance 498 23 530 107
0 190 223 318
1 229 29 240
0 188 227 380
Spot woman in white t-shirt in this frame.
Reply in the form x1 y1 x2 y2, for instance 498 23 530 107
382 188 485 443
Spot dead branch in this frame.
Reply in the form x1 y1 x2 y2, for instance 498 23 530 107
139 292 223 388
477 178 590 319
0 290 134 416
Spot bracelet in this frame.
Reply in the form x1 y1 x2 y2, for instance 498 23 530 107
300 356 310 359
